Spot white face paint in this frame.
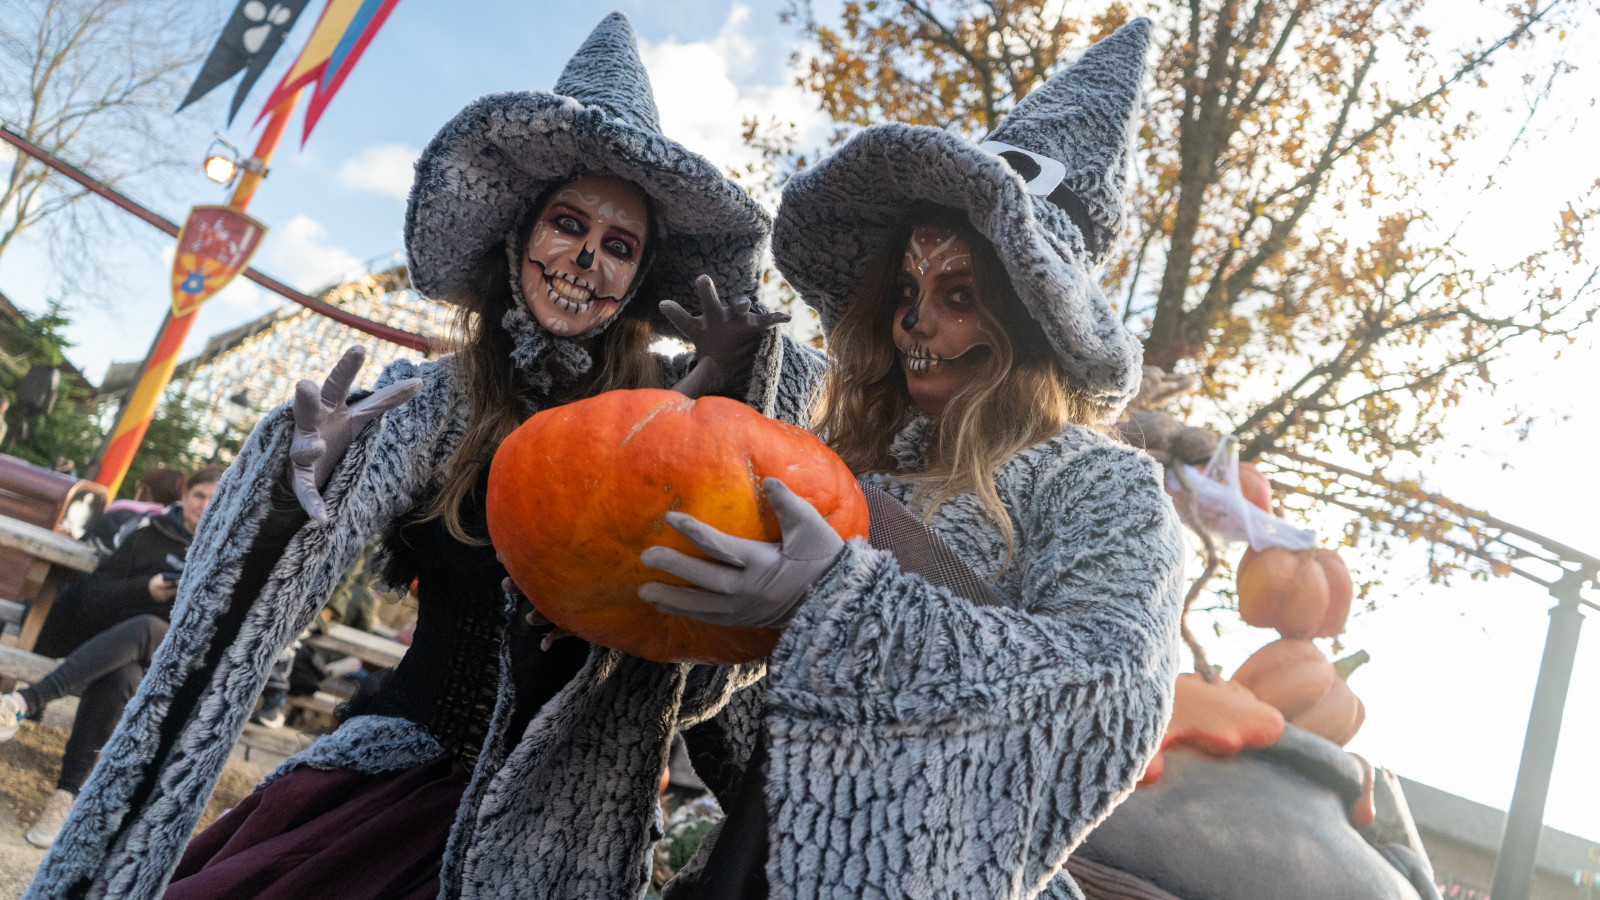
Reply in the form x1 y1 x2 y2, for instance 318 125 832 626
903 226 971 278
892 226 992 416
519 174 649 337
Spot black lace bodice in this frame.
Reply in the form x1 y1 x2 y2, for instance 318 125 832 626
364 479 588 768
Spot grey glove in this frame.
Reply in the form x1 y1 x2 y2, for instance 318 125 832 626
639 478 844 628
663 275 789 399
290 346 423 525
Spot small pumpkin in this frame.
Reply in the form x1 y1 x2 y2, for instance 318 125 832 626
1312 549 1353 637
1291 671 1367 746
1236 547 1329 639
1232 640 1369 746
1237 461 1272 513
487 389 870 665
1229 638 1335 718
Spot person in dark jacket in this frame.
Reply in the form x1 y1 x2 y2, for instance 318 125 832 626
82 466 187 559
35 467 197 658
0 465 223 848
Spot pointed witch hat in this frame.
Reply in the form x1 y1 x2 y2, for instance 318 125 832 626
404 13 769 319
773 18 1151 413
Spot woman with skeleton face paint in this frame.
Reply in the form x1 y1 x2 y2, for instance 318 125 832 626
28 15 828 900
647 20 1186 900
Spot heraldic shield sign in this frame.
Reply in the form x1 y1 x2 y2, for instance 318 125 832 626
170 205 266 317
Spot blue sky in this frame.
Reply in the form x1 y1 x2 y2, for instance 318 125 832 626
1 0 1596 843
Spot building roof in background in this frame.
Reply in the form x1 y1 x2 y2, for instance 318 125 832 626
1399 776 1599 879
97 305 292 400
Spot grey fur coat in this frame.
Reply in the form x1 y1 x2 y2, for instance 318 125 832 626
671 412 1185 900
25 332 826 900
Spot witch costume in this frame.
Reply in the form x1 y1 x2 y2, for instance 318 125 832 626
27 14 822 900
664 19 1186 900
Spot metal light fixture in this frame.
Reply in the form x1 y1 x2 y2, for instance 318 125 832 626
222 389 253 427
203 135 240 185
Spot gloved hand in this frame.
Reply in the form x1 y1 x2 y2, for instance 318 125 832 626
663 275 789 399
639 478 843 628
290 346 423 525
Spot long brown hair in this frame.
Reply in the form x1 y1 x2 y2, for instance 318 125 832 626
811 210 1098 566
427 203 663 544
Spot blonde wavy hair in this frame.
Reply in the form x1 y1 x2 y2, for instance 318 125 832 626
811 210 1100 567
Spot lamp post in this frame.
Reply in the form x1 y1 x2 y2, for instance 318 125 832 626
92 92 300 498
1490 564 1598 900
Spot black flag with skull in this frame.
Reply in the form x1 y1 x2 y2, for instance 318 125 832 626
177 0 313 123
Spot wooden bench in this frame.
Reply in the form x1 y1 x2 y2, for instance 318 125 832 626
0 513 99 655
304 624 407 669
0 642 310 767
0 642 78 733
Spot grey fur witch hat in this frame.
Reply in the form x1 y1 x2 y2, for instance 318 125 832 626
404 12 769 316
773 18 1151 411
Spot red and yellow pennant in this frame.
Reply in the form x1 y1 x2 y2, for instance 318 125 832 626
254 0 402 143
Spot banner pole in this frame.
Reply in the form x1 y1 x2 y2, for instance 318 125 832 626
92 93 301 497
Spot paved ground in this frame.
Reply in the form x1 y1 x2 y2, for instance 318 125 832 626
0 720 267 899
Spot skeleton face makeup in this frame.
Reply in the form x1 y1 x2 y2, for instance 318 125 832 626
892 226 992 416
519 174 649 337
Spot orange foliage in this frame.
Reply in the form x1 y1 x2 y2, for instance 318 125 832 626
772 0 1598 589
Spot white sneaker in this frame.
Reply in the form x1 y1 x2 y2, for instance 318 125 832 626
0 692 26 742
25 789 74 848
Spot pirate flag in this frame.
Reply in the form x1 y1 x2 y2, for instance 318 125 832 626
177 0 314 123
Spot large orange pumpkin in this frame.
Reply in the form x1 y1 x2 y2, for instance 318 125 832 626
1236 547 1329 639
486 389 870 665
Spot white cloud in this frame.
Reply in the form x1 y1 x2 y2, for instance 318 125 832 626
336 143 419 201
211 277 276 315
638 6 830 181
265 214 364 291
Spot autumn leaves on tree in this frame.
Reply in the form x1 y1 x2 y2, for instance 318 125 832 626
762 0 1596 590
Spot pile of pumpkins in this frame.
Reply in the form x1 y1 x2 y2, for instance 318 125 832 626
1116 368 1368 789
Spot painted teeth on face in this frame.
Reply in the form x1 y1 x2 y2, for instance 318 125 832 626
546 286 592 314
555 271 596 292
545 273 594 312
902 344 945 374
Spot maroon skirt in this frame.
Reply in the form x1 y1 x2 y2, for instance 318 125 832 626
165 754 470 900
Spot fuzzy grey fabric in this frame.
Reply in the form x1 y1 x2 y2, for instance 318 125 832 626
260 715 445 788
668 418 1185 900
987 18 1150 251
501 303 595 392
25 329 824 900
405 12 771 331
772 19 1151 413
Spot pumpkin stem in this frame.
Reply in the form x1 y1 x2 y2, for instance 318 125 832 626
1172 465 1222 683
1334 650 1370 680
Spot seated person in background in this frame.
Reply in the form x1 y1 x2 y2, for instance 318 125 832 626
252 536 388 729
34 466 200 658
0 465 222 848
83 466 187 558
